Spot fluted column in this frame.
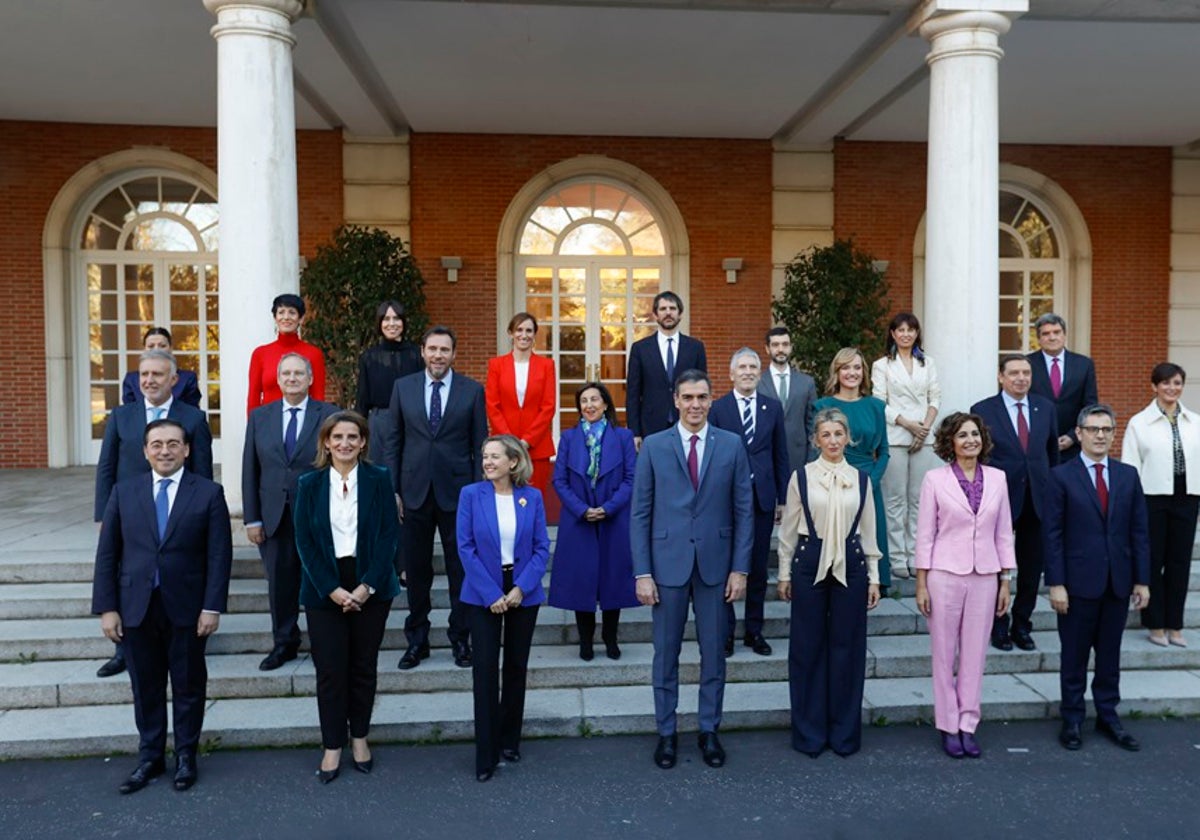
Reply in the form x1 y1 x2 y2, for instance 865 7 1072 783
918 0 1026 417
204 0 303 512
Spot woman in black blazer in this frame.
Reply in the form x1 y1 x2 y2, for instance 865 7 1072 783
294 410 400 783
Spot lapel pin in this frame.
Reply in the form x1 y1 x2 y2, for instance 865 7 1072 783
519 497 527 508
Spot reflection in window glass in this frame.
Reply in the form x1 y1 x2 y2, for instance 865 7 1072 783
558 223 627 256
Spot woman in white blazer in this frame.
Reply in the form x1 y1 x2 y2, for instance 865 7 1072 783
872 313 941 580
1121 363 1200 647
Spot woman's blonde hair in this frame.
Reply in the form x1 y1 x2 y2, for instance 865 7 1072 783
485 434 533 487
824 346 872 397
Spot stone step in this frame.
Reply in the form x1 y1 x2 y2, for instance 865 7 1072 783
4 667 1200 760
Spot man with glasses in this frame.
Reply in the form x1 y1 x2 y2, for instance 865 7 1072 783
1044 405 1150 751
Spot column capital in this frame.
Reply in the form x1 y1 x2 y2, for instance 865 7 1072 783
912 1 1027 44
204 0 305 45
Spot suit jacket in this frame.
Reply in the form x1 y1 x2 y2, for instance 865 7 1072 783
709 391 789 514
630 425 753 587
457 482 550 608
383 370 488 511
241 398 338 536
871 355 942 447
969 392 1059 520
758 365 817 474
485 352 557 460
1043 458 1150 600
94 400 214 522
122 369 202 408
914 464 1016 575
91 471 232 627
1027 349 1098 454
625 333 707 438
293 463 401 608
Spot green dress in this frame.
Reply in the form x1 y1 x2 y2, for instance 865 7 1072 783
813 395 891 587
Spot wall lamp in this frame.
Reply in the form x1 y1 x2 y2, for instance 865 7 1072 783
441 256 463 283
722 258 743 284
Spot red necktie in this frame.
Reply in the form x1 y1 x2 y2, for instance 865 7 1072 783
1050 357 1062 399
688 434 700 490
1093 463 1108 516
1016 402 1030 452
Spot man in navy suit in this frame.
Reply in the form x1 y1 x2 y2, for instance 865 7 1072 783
93 349 213 678
709 348 788 657
1044 404 1149 752
632 370 753 770
242 352 337 670
92 419 232 794
1027 314 1099 461
758 326 818 475
971 354 1059 652
625 291 707 450
384 326 488 670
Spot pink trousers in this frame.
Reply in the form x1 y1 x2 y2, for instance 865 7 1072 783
926 570 998 734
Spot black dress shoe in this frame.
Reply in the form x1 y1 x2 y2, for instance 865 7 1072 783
1011 631 1037 652
173 753 197 791
97 653 126 678
119 759 165 794
724 637 735 658
1059 721 1082 751
653 734 678 769
1096 719 1140 751
500 748 521 764
744 634 772 656
698 731 726 768
476 767 494 782
452 642 473 668
397 643 430 670
991 633 1014 652
579 638 594 661
604 640 621 660
259 645 299 671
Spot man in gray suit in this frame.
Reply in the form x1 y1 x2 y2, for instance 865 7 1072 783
758 327 818 475
632 369 753 770
242 352 337 671
384 326 488 670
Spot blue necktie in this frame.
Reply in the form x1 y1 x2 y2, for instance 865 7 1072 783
151 406 166 422
430 380 444 435
154 477 171 588
665 337 676 385
284 407 299 461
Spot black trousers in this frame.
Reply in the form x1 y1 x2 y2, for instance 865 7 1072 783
788 567 868 756
466 602 540 774
726 505 775 639
994 492 1042 638
1141 491 1199 630
124 590 209 763
307 598 393 749
1057 584 1126 725
259 506 302 650
403 494 467 647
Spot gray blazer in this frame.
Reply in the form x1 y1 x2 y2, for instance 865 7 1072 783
758 366 818 476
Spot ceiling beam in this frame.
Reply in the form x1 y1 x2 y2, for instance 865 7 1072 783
313 0 410 135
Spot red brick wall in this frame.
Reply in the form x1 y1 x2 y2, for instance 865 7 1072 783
0 120 342 467
834 140 1172 446
408 134 774 382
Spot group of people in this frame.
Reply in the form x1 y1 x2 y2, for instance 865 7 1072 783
90 287 1196 794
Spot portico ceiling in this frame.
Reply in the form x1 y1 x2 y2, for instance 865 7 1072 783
1 0 1198 146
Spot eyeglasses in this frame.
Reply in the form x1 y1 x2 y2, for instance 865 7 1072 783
1079 426 1114 436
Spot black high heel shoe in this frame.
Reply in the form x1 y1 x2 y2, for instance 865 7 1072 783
317 766 340 784
353 758 374 774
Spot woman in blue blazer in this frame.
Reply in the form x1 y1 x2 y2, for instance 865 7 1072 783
294 411 400 784
457 434 550 782
548 382 639 661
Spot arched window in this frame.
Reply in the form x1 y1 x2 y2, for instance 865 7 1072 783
79 174 220 459
516 179 669 432
998 187 1065 357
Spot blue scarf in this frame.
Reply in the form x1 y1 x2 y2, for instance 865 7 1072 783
580 418 607 487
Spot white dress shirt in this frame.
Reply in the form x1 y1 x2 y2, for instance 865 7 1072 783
424 369 453 418
280 396 309 439
145 396 174 423
1079 454 1109 488
329 466 358 558
1000 390 1029 436
1040 350 1066 381
657 330 681 372
676 422 708 467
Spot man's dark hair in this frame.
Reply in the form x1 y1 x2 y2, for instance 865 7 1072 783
673 368 711 395
143 418 186 445
421 325 457 349
653 291 684 315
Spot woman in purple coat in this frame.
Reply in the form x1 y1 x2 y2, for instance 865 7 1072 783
549 382 640 661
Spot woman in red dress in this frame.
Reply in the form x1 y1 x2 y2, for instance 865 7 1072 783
486 313 557 492
247 293 327 415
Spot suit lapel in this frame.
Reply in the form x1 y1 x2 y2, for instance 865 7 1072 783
162 472 196 545
293 401 323 463
137 473 159 545
987 397 1021 450
433 374 463 438
670 428 692 489
264 402 287 462
1071 458 1104 518
483 484 501 552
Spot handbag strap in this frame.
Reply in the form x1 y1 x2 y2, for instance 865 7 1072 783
794 467 819 538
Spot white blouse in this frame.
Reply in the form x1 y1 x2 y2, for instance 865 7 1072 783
514 360 529 408
329 467 358 558
495 493 517 568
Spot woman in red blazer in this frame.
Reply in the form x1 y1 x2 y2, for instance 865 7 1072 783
486 313 557 492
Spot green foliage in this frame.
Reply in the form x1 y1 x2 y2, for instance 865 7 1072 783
301 225 427 406
771 239 890 378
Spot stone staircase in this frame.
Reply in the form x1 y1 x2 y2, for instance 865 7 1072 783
2 468 1199 760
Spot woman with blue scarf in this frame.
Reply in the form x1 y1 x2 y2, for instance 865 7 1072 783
548 382 640 660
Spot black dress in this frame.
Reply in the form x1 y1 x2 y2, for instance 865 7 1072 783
356 339 421 461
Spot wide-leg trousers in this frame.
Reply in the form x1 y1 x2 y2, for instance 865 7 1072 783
925 570 998 734
1141 491 1199 631
881 445 939 573
467 603 540 774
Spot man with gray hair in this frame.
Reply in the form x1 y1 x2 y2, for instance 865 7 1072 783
1027 313 1098 461
93 348 214 677
709 348 789 656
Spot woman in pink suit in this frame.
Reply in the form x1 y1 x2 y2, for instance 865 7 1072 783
486 313 557 492
914 412 1015 759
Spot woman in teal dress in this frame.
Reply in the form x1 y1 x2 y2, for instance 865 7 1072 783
814 347 891 589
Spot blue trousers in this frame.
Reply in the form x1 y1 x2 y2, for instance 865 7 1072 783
652 566 727 736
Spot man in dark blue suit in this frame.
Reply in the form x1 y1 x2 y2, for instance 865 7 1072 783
92 419 232 794
242 352 337 670
93 349 213 678
971 354 1059 652
384 326 488 670
632 370 753 770
709 348 789 657
1027 313 1099 462
1044 404 1149 752
625 291 707 449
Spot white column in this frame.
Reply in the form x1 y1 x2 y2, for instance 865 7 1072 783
918 1 1026 418
204 0 303 513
